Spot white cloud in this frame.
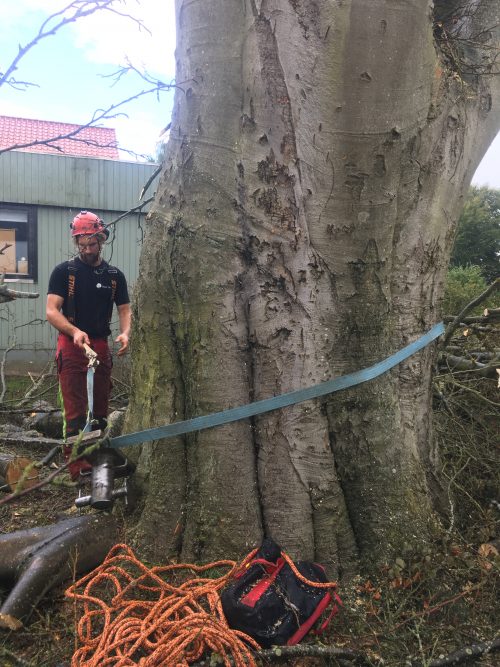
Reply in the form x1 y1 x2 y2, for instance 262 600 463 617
1 0 176 159
69 1 176 78
472 132 500 190
1 0 176 79
112 108 164 159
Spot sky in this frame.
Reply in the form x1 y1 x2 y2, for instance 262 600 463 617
0 0 176 161
0 0 499 183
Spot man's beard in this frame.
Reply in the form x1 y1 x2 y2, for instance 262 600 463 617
79 252 100 266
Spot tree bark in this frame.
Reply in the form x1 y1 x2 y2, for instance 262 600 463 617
0 282 39 304
125 0 500 572
0 514 118 630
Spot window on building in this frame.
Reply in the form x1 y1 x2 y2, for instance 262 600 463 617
0 205 37 281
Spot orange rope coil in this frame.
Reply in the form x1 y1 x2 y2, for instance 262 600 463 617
65 543 338 666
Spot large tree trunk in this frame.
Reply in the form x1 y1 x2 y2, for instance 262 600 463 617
125 0 500 573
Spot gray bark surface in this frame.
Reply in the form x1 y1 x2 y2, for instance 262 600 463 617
0 514 118 629
125 0 500 572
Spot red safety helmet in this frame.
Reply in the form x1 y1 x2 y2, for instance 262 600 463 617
70 211 109 239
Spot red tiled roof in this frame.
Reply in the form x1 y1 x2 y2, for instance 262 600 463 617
0 115 119 159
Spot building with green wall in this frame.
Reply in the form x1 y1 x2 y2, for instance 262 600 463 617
0 150 159 372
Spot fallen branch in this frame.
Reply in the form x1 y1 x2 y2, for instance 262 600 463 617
423 636 500 666
0 407 60 415
0 513 119 630
192 635 500 667
442 380 500 408
250 645 364 664
441 278 499 348
442 308 500 324
0 432 62 449
0 283 39 304
438 353 499 378
15 362 55 406
191 644 367 666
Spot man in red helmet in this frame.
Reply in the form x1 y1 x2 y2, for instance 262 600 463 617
46 211 131 479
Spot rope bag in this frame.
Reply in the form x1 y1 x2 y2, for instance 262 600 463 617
65 541 339 666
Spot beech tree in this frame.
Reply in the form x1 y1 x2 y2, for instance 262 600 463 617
124 0 500 574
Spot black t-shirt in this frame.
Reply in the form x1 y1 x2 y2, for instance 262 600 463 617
48 257 130 338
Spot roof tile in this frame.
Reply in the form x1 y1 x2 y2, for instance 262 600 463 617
0 115 119 159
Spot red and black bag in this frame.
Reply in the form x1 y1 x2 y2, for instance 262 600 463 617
221 537 341 648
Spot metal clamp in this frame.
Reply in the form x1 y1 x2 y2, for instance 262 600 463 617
74 447 135 511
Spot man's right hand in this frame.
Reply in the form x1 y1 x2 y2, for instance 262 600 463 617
73 329 90 349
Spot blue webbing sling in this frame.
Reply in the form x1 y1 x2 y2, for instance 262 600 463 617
109 322 445 450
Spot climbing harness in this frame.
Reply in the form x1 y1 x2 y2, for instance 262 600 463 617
66 259 118 326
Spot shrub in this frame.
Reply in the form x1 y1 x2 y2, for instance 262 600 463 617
442 265 494 316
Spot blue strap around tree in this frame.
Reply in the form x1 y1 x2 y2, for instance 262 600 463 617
110 321 445 450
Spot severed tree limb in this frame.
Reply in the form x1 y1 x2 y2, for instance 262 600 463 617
422 636 500 667
139 166 162 200
443 308 500 324
253 645 366 665
438 353 499 378
191 644 366 666
0 513 119 630
0 275 39 304
36 636 500 667
440 278 499 348
0 455 38 493
0 432 62 449
192 636 500 667
15 362 56 407
442 381 500 408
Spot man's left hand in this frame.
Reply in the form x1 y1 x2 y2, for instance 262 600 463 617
115 333 129 356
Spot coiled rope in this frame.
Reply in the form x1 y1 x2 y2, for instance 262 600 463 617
65 543 337 667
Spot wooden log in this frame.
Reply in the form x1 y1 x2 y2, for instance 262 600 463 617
0 513 118 630
0 283 39 304
0 455 39 492
0 432 62 450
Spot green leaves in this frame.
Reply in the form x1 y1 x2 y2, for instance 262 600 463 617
451 186 500 282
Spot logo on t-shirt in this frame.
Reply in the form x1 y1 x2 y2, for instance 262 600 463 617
96 283 111 290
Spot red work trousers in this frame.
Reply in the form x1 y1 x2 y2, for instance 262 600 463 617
56 334 112 479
